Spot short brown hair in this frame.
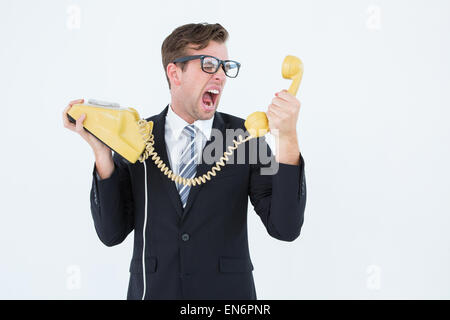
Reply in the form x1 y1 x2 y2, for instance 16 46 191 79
161 23 229 88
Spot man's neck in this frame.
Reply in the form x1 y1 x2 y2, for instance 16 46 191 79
170 101 195 124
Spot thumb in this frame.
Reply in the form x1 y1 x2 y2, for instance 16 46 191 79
75 113 86 134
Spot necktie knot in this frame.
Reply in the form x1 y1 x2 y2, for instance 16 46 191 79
182 124 197 140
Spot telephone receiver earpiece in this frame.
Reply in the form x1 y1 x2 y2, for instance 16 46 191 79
282 55 304 96
245 55 304 137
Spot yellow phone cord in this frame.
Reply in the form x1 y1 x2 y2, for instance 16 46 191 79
137 119 253 187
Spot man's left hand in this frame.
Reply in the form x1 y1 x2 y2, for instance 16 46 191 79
266 89 301 165
266 89 301 138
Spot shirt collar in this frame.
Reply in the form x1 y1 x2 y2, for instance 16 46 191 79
166 104 214 140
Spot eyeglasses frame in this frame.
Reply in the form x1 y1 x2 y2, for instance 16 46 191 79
172 55 241 78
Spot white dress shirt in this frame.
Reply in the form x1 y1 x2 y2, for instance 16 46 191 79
165 104 214 175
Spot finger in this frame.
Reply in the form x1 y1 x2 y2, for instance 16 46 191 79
64 122 76 131
275 90 295 102
62 109 74 128
64 99 84 117
276 91 301 111
75 113 86 134
266 108 280 121
268 103 289 116
64 120 76 129
69 98 84 106
266 109 274 119
266 110 280 131
62 109 76 130
268 103 281 113
271 97 290 109
62 99 84 126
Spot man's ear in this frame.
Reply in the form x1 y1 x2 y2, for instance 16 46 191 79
167 63 182 87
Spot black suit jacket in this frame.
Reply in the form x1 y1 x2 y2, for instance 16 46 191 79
90 106 307 300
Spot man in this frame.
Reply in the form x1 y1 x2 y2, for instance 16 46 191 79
62 23 306 300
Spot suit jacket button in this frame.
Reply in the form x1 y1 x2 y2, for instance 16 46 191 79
181 233 190 242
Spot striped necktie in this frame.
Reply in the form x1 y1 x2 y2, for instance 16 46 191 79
177 124 198 208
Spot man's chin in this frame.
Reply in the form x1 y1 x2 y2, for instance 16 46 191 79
197 103 216 119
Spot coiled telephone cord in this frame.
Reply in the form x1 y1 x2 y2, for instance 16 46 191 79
136 119 253 186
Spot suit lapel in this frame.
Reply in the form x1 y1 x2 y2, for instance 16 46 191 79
182 112 226 219
149 106 184 218
148 106 228 221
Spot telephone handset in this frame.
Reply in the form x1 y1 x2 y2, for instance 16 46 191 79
68 55 304 186
245 55 304 138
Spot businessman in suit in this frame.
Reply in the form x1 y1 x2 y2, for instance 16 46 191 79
62 23 306 300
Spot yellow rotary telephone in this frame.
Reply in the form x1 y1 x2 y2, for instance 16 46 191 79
67 55 304 186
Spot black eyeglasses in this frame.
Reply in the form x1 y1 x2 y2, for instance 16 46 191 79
173 55 241 78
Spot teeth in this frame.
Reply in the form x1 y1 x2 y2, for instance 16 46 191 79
207 89 219 95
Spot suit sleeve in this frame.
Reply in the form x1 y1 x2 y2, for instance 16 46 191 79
90 152 135 247
248 136 307 242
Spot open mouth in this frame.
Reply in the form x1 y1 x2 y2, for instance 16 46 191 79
201 88 220 112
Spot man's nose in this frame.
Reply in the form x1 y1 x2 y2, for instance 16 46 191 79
213 66 227 82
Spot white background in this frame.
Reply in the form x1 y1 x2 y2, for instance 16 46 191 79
0 0 449 299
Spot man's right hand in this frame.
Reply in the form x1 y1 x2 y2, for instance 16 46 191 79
62 99 114 179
